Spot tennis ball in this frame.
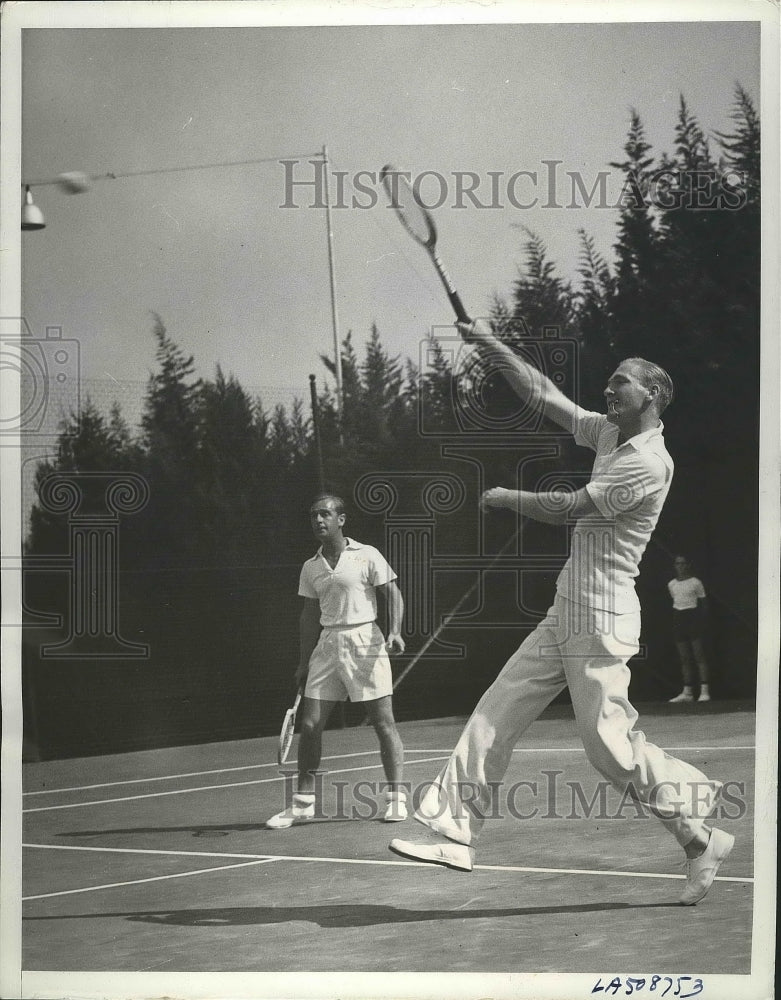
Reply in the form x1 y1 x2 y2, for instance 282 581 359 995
57 171 91 194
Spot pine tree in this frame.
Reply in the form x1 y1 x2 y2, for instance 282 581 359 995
139 315 204 565
26 399 140 557
288 398 311 459
510 228 576 339
715 84 760 209
141 314 202 464
653 90 759 437
711 84 760 380
358 323 405 457
267 403 297 469
485 230 577 431
653 97 722 379
107 403 142 469
53 399 132 473
574 229 617 409
610 111 658 278
416 335 459 437
198 366 262 563
608 110 660 359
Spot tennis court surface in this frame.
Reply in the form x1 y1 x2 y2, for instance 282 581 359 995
22 703 755 975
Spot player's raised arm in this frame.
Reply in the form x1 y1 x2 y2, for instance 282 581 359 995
459 318 581 433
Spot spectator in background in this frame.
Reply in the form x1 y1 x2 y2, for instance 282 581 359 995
668 555 711 703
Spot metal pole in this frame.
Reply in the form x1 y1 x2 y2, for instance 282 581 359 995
322 145 343 435
309 374 326 493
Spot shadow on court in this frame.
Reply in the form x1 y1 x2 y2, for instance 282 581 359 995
58 817 357 839
22 712 755 974
24 899 682 927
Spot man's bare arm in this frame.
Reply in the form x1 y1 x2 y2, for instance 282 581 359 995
376 580 405 653
295 598 321 686
481 486 600 525
460 318 582 432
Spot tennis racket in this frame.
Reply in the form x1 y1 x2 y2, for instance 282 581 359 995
276 688 302 765
380 164 472 327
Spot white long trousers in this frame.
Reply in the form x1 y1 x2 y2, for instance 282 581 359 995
415 594 720 849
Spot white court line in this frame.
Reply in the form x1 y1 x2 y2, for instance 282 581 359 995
22 843 754 898
471 863 751 883
23 748 756 814
22 756 450 814
522 746 756 752
416 747 756 754
23 750 385 796
24 843 276 861
22 857 278 901
24 746 755 798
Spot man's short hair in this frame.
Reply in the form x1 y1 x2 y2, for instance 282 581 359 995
310 493 346 515
624 358 674 415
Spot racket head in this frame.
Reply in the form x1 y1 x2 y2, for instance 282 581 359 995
380 164 437 249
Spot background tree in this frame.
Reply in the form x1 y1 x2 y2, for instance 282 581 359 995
140 313 203 567
23 86 760 758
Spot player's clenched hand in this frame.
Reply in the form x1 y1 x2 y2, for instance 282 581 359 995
386 633 406 654
480 487 512 510
294 663 309 687
456 317 492 345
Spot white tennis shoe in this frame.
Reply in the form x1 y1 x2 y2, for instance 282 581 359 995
679 828 735 905
389 831 475 872
669 691 694 703
382 790 408 823
265 793 315 829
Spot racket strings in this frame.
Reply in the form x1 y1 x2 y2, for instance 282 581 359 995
381 167 433 246
328 156 452 318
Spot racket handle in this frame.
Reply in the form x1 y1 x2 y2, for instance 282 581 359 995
447 288 471 326
430 246 471 326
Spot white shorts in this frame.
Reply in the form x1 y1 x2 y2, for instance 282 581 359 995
305 621 393 703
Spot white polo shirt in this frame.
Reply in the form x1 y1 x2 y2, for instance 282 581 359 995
298 538 397 627
668 576 706 610
556 410 674 614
